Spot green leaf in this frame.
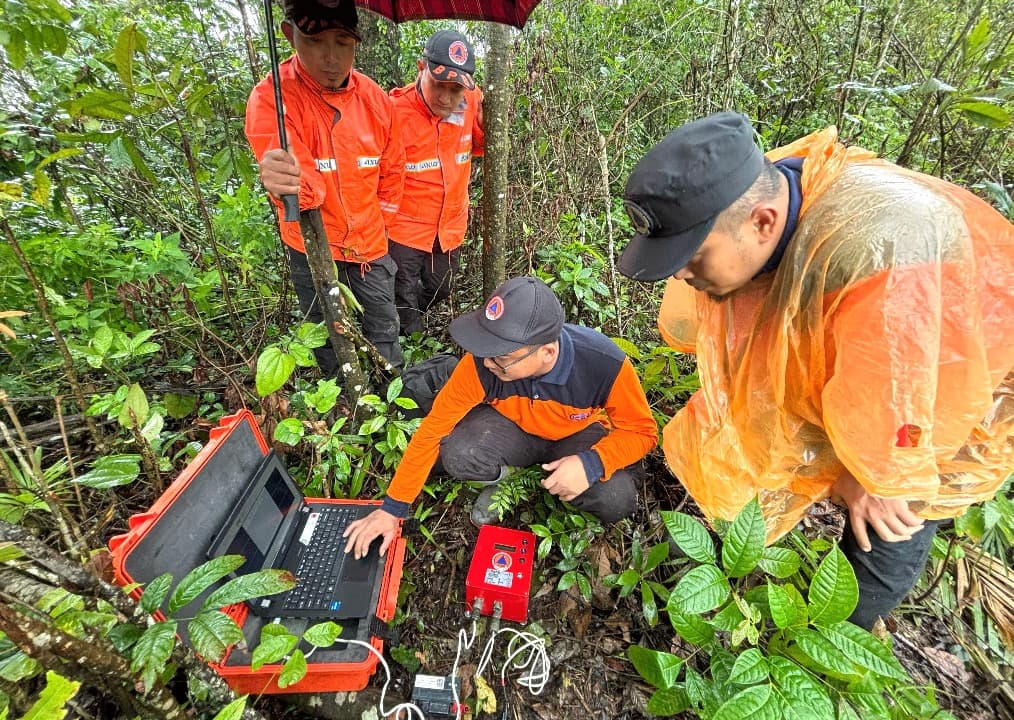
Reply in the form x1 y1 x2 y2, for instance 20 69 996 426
728 648 768 684
793 627 860 677
819 622 909 680
201 569 295 611
646 687 690 715
661 511 716 563
116 135 157 183
952 100 1011 129
963 16 991 56
759 547 801 578
610 336 641 359
807 544 858 625
164 392 198 419
295 322 329 347
140 573 173 614
252 628 298 670
256 346 297 396
713 685 780 720
22 671 80 720
642 582 658 627
769 656 835 720
278 649 308 688
168 555 243 614
0 647 40 682
666 605 715 646
210 696 248 720
190 609 243 663
114 24 139 92
0 543 24 563
627 645 682 689
555 567 580 592
118 382 149 428
721 498 766 578
767 582 799 629
130 621 177 687
672 564 731 613
273 418 305 445
75 454 141 489
304 621 343 647
289 343 316 368
66 90 135 120
643 541 670 572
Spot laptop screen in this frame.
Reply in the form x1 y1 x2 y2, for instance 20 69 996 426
207 452 302 575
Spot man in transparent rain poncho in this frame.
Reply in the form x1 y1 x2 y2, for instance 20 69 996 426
618 111 1014 629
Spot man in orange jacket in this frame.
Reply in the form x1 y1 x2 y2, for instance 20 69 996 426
387 30 484 336
618 112 1014 629
342 276 658 557
245 0 405 371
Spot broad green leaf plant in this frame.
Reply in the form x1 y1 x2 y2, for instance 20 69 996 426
629 499 955 719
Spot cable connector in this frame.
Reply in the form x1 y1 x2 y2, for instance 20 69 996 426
468 596 485 621
490 600 503 634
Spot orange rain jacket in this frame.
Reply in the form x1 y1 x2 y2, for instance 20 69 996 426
383 325 657 511
386 82 484 252
659 128 1014 542
245 57 405 263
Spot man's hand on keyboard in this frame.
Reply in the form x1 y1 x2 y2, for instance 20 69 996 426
343 509 399 559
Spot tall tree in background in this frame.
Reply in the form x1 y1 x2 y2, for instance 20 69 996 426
481 21 511 297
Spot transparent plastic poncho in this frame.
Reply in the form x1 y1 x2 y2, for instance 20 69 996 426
659 128 1014 542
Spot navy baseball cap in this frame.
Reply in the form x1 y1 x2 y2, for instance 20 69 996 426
450 277 564 358
618 112 766 282
423 30 476 90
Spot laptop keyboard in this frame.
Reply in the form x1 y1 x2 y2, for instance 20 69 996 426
281 506 360 612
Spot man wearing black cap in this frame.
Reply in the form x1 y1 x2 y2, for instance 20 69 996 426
342 276 658 557
245 0 405 372
618 111 1014 629
387 30 485 336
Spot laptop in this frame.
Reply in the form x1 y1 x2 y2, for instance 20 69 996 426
206 450 382 620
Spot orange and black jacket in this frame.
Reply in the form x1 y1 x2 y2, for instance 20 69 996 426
386 82 484 252
381 325 658 517
245 57 405 263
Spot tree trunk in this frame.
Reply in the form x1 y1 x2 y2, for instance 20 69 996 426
481 22 512 297
298 210 379 401
356 10 403 89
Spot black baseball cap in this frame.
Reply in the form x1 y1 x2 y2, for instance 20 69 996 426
423 30 476 90
450 277 564 358
618 111 766 282
281 0 361 41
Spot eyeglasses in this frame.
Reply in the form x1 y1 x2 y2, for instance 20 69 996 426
490 345 540 372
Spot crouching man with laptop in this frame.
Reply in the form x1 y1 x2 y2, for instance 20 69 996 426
343 276 658 559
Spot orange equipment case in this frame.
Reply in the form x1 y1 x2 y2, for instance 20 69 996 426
108 409 404 695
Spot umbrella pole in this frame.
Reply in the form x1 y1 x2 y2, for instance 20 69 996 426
262 0 300 222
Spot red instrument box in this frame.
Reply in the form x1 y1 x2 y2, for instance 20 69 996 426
465 525 536 623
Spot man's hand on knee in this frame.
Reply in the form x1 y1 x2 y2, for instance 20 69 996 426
832 471 925 552
541 455 591 502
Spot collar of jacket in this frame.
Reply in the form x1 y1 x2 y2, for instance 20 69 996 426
291 55 357 99
533 325 574 386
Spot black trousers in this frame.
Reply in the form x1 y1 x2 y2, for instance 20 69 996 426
438 405 638 523
388 239 459 336
287 247 403 372
843 517 940 629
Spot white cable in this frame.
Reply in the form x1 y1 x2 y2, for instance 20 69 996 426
338 639 428 720
476 628 550 695
451 619 479 720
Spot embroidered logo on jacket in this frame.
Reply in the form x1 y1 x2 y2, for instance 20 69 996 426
569 412 591 421
357 156 380 169
316 158 337 172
